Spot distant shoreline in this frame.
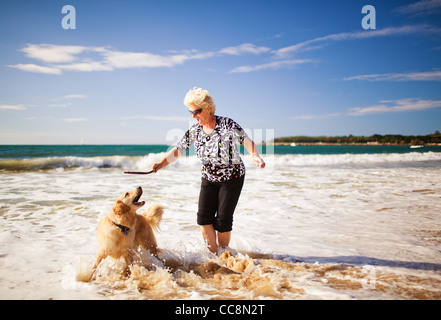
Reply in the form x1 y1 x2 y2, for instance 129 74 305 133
272 132 441 146
272 142 441 146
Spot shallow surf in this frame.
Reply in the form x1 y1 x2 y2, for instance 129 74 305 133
1 150 441 299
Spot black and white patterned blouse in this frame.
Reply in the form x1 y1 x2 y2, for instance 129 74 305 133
176 116 248 182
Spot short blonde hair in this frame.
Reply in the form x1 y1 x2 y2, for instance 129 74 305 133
183 87 216 115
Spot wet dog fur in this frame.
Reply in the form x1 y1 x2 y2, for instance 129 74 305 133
91 186 163 279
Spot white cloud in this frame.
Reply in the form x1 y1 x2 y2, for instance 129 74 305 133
9 44 219 74
62 94 87 99
49 103 72 108
122 115 189 122
395 0 441 15
348 98 441 116
8 42 272 75
220 43 270 55
290 98 441 120
21 44 89 63
58 61 113 72
229 24 440 73
10 24 440 76
8 63 62 75
343 70 441 82
0 104 27 110
229 59 313 73
62 118 88 122
49 94 86 107
274 25 441 58
102 51 188 69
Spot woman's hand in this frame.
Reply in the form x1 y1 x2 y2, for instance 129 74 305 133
151 147 181 173
151 162 163 173
243 137 265 169
252 154 265 169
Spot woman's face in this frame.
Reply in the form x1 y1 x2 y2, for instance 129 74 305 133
189 106 212 126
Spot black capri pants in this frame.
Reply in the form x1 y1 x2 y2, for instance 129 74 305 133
197 175 245 233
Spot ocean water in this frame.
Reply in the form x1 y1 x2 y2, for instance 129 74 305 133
1 145 441 300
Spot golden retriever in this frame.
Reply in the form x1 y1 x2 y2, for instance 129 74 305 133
91 186 164 278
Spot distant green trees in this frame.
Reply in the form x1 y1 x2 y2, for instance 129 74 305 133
274 131 441 145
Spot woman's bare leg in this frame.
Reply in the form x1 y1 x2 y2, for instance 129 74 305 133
200 225 217 253
217 231 231 248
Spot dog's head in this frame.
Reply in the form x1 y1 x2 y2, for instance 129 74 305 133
113 186 145 215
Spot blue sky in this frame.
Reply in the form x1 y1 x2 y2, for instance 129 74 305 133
0 0 440 144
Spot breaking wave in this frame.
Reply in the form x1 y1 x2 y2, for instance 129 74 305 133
1 152 440 172
0 154 165 172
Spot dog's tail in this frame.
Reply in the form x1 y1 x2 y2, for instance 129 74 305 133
142 203 164 232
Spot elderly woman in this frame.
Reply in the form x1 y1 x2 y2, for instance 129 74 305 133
152 87 265 254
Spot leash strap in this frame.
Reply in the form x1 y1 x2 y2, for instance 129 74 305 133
124 170 155 175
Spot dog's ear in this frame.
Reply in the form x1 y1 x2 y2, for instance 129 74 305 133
113 200 130 215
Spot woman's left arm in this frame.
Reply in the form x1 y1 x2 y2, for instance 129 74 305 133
243 137 265 169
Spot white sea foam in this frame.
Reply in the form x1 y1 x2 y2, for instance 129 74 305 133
1 151 440 172
1 153 441 299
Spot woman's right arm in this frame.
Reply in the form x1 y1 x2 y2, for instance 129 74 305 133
152 147 181 172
